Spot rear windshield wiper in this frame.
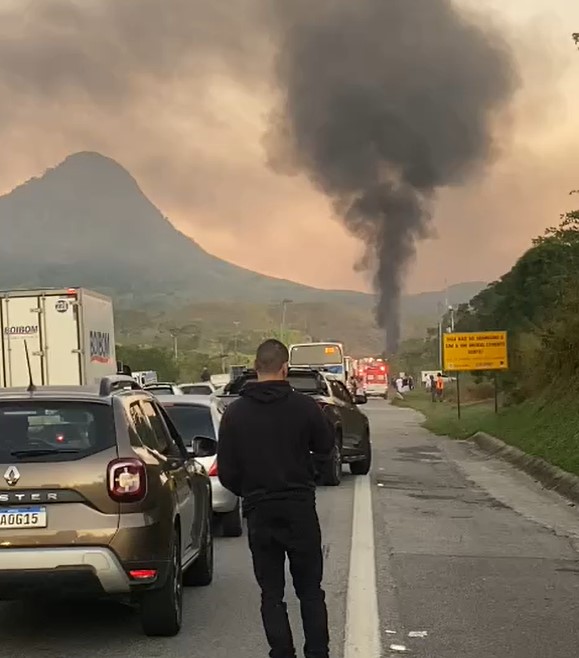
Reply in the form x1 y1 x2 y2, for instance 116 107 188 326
10 448 80 458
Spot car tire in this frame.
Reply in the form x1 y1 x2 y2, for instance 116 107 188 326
220 500 243 537
322 441 342 487
140 530 183 637
183 515 214 587
350 435 372 476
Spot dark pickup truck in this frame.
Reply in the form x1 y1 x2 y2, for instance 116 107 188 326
215 367 371 486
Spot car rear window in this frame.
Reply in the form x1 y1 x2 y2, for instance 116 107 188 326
0 401 115 462
180 385 213 395
145 386 174 395
287 374 326 394
226 374 256 395
162 404 216 443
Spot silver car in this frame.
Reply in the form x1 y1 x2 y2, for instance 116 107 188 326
143 383 184 396
179 382 216 396
157 395 243 537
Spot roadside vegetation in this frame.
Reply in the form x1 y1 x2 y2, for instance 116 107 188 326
395 390 579 477
396 208 579 476
393 32 579 475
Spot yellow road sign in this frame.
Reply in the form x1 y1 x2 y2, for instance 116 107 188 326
443 331 508 372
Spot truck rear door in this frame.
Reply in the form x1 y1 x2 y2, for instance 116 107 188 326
1 295 43 387
42 294 82 386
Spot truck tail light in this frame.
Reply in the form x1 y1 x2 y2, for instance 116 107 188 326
207 459 218 477
108 458 147 502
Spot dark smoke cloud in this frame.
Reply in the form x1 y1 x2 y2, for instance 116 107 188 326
267 0 519 352
0 0 522 345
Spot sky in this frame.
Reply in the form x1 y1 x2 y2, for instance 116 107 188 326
0 0 577 295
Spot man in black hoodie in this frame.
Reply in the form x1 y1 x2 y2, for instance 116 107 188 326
218 339 334 658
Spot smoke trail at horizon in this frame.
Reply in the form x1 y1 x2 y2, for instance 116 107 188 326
267 0 519 351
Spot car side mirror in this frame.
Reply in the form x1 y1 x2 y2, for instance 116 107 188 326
354 394 368 405
187 436 217 458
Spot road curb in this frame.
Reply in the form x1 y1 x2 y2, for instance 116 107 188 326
472 432 579 504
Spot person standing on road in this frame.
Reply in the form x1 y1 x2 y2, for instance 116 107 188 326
200 366 211 382
429 374 436 402
436 372 445 401
217 339 334 658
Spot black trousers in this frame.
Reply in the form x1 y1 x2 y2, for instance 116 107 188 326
246 497 330 658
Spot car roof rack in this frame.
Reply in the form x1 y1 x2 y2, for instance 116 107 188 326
99 375 142 396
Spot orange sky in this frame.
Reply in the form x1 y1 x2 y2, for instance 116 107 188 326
0 0 577 294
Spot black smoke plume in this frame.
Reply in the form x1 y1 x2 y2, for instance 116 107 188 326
267 0 519 352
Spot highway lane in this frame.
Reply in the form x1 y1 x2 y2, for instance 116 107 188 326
2 400 579 657
0 468 355 657
371 401 579 657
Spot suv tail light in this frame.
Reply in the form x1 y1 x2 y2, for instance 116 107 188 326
207 459 218 477
108 458 147 502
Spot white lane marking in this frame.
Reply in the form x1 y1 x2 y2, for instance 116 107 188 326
344 474 381 658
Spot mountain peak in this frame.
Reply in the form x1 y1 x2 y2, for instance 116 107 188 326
43 151 140 193
0 151 370 307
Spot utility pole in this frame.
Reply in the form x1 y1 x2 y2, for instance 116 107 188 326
170 332 178 360
280 299 293 344
233 321 240 360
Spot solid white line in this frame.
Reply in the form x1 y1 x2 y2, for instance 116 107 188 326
344 474 381 658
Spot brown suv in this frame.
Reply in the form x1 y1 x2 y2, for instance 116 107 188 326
0 375 214 637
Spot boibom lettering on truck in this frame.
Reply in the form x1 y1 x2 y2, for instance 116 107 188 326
90 331 111 364
3 325 39 336
0 288 117 387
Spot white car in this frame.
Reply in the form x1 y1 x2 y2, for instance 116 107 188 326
157 394 243 537
143 382 184 396
179 382 216 396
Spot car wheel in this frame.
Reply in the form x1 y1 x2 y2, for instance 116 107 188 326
183 515 214 587
350 435 372 475
140 530 183 637
220 499 243 537
322 441 342 486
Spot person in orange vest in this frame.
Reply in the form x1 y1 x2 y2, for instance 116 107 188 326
436 373 445 401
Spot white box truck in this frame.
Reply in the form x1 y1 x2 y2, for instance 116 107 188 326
0 288 117 387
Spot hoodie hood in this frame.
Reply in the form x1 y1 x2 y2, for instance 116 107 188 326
241 380 293 404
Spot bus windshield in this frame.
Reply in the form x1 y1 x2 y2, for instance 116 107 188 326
289 343 343 366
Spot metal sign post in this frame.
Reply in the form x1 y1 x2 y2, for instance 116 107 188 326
456 372 461 419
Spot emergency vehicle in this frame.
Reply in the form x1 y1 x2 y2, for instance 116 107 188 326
358 357 390 398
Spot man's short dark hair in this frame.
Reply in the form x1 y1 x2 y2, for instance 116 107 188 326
255 339 289 374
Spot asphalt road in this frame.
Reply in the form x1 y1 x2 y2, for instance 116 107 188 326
2 400 579 657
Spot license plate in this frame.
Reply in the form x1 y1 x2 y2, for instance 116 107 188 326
0 507 47 529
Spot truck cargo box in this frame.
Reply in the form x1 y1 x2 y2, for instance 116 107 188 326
0 288 116 387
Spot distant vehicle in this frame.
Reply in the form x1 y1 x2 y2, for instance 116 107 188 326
421 370 454 388
361 359 390 398
0 287 116 387
288 342 347 384
158 394 242 537
210 373 231 389
179 382 216 396
229 365 246 380
0 375 214 637
143 382 184 396
133 370 158 387
217 367 371 485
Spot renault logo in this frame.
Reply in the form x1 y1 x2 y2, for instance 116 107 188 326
4 466 20 486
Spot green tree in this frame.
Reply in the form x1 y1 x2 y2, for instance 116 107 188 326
116 345 179 381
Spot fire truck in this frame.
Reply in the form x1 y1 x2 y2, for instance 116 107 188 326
357 357 390 398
